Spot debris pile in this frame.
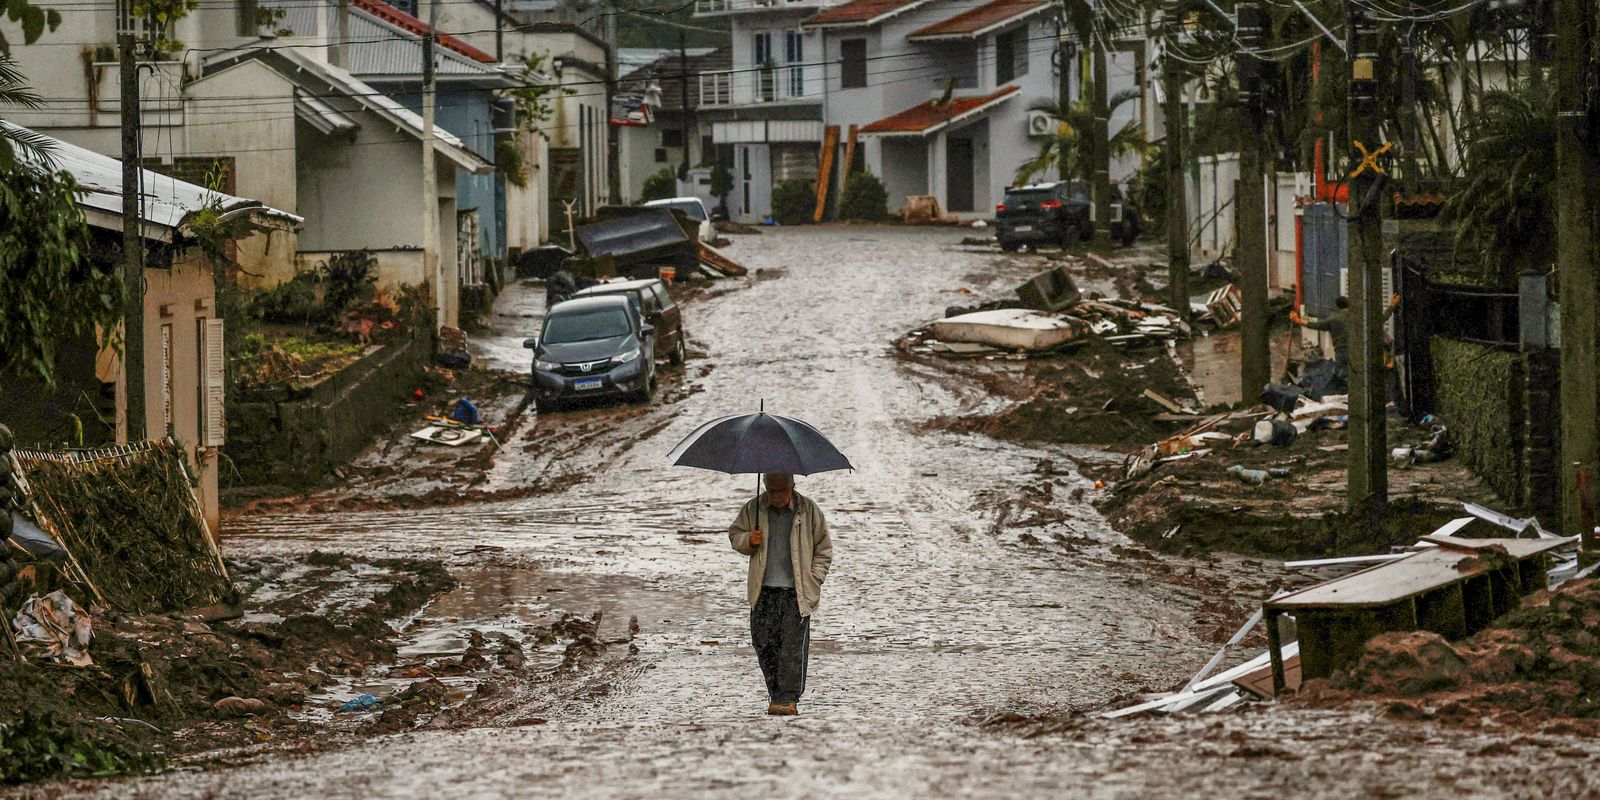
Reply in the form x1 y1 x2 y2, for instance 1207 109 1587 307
12 440 235 613
1106 505 1585 723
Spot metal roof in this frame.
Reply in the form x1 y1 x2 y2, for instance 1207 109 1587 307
3 121 302 243
204 48 494 174
344 2 509 84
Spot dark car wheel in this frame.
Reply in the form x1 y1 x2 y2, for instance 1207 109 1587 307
668 332 687 366
1058 224 1081 248
999 239 1020 252
634 374 657 404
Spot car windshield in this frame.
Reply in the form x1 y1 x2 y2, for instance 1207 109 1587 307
1064 183 1090 203
543 307 633 343
660 200 706 221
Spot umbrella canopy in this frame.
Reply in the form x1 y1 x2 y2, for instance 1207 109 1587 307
667 411 853 476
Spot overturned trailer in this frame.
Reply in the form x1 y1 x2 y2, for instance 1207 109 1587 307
573 207 700 281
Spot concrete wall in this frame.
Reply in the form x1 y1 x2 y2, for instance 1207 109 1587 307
874 136 928 208
226 325 430 488
505 131 550 250
115 251 221 532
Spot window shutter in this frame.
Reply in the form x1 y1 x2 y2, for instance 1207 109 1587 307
202 319 226 447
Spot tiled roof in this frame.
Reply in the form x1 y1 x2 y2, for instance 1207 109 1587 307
353 0 498 63
806 0 931 27
859 85 1019 134
908 0 1049 39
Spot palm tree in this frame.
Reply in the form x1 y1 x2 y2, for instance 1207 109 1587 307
0 53 53 171
1015 88 1149 185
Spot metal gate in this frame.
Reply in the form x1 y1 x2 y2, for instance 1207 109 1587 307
1300 202 1347 317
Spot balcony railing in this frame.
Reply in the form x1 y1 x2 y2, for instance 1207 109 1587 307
755 66 807 103
695 0 836 15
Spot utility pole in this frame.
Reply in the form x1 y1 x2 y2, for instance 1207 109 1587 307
421 1 444 331
1162 19 1189 318
1236 1 1270 398
678 30 692 182
1091 43 1111 240
1556 0 1599 549
604 0 622 205
118 30 145 441
495 0 504 63
1344 4 1388 520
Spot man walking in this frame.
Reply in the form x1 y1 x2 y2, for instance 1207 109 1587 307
728 472 832 716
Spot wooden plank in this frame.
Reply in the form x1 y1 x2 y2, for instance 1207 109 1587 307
840 124 859 182
1268 547 1495 609
813 124 841 223
1143 388 1185 414
1235 653 1302 699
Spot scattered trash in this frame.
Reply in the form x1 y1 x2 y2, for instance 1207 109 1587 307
11 590 93 667
1202 284 1242 329
410 425 486 447
1251 419 1297 446
212 696 267 716
1228 465 1270 485
971 219 988 228
437 326 472 370
338 694 382 714
1015 266 1081 312
449 397 483 425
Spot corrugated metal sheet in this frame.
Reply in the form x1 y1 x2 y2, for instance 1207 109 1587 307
344 9 500 79
3 121 302 240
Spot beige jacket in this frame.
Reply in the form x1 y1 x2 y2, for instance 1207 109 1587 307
728 491 833 617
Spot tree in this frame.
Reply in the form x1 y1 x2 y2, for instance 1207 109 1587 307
641 167 676 202
1014 89 1149 185
0 0 60 56
1439 80 1557 277
771 178 813 225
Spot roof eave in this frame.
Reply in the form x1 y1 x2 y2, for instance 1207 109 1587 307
907 4 1053 42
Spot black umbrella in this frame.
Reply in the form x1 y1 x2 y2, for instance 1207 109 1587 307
667 402 852 497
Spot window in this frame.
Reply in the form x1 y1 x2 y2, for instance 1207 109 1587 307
840 39 866 89
996 28 1028 83
785 31 804 96
655 148 668 163
754 32 773 65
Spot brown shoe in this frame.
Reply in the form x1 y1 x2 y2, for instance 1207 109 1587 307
770 702 798 716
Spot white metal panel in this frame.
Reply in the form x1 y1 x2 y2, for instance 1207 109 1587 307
714 120 767 143
767 120 824 142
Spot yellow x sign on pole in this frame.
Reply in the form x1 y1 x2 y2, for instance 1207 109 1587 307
1348 140 1392 178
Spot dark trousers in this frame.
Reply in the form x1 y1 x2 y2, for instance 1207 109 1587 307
751 586 810 704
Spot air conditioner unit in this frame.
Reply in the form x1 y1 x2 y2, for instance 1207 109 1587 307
1025 110 1054 138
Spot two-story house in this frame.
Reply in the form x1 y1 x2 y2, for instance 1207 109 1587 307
698 0 1147 221
813 0 1058 217
692 0 830 222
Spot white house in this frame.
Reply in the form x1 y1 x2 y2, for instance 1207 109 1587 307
694 0 1143 221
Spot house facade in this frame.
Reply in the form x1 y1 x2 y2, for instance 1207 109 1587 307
5 124 301 533
615 47 731 205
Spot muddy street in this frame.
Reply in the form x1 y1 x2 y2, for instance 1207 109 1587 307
58 228 1600 798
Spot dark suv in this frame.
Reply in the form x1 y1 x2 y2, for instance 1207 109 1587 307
572 278 687 366
995 181 1092 251
523 295 656 412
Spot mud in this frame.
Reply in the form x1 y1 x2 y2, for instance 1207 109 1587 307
31 227 1600 798
918 338 1201 449
1099 421 1506 559
1300 578 1600 731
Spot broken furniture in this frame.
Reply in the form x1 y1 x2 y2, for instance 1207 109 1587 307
1263 536 1571 695
1015 266 1081 312
574 207 699 280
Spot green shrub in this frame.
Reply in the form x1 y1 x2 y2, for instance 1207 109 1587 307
771 177 814 225
641 168 677 202
838 170 889 222
1430 337 1523 502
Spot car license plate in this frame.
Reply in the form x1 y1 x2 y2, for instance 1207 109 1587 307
574 378 603 391
1014 225 1032 232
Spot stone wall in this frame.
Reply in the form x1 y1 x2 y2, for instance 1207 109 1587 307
225 326 429 489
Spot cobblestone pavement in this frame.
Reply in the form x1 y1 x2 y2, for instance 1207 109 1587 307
65 228 1600 799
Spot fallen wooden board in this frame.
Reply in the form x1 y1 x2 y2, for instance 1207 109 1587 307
1143 389 1185 414
813 124 840 223
1234 653 1301 699
697 243 748 276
